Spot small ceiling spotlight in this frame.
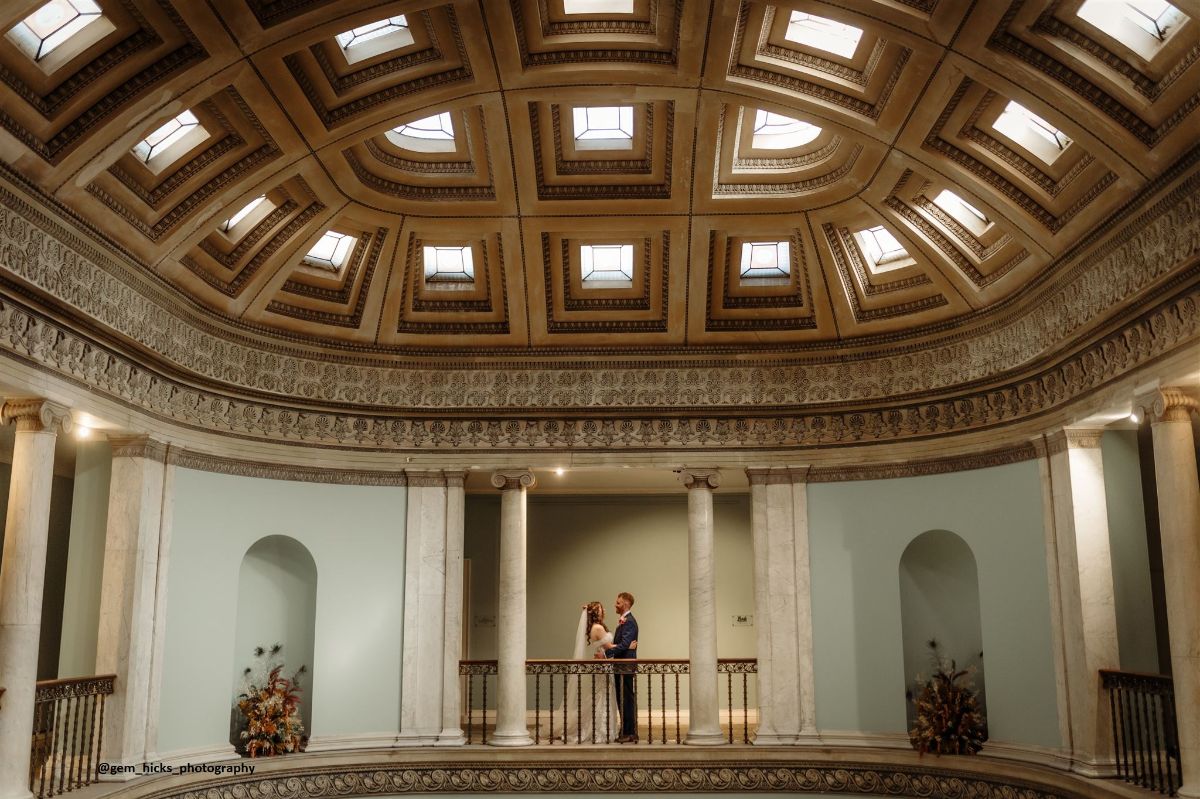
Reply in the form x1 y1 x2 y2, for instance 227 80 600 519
1129 411 1141 424
75 424 91 439
555 467 565 476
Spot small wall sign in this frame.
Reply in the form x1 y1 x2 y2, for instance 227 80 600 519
731 614 753 627
474 615 496 627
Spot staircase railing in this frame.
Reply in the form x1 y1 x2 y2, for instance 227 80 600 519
1100 669 1180 795
29 674 116 798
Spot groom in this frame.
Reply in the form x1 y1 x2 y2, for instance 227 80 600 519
605 592 639 743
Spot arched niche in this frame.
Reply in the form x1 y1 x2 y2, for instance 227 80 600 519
230 535 318 746
899 530 986 728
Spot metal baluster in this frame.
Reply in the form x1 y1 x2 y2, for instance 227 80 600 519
742 671 750 744
30 700 46 797
727 670 733 744
481 674 488 745
604 663 611 744
1119 685 1135 782
70 692 83 790
73 692 90 788
577 668 582 745
548 671 555 743
674 673 680 744
1149 690 1165 794
534 672 541 745
646 671 652 745
1109 682 1123 783
1163 691 1177 793
1136 685 1151 786
561 673 566 743
57 696 75 797
92 695 105 792
591 672 596 743
83 694 98 786
660 673 666 745
46 697 61 799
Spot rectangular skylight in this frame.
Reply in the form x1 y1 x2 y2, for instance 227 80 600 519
305 231 355 271
856 225 909 270
581 244 634 284
1078 0 1185 43
739 241 791 281
423 245 475 284
563 0 635 13
221 196 268 232
784 11 863 59
932 190 989 227
751 109 821 150
7 0 103 62
572 106 634 150
132 110 206 165
335 16 414 63
994 101 1071 152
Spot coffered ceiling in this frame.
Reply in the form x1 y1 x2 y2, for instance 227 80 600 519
0 0 1195 366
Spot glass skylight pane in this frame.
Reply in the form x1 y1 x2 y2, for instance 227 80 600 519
856 225 908 268
335 15 413 50
132 110 203 163
563 0 635 13
306 231 354 270
751 109 821 149
222 196 267 232
932 190 989 225
393 112 455 140
1124 0 1178 38
581 244 634 282
739 241 791 280
10 0 103 61
572 106 634 143
784 11 863 58
423 246 475 282
994 101 1071 150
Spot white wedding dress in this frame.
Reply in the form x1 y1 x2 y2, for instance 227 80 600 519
545 611 620 744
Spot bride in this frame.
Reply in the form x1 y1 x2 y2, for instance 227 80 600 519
547 601 624 743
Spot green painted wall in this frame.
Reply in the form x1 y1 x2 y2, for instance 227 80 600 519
58 440 110 677
1100 430 1159 673
808 460 1061 748
157 468 406 756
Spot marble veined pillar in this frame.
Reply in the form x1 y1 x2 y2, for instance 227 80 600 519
680 468 724 745
747 466 817 745
0 399 70 799
437 470 467 745
96 436 170 773
1148 389 1200 799
1040 429 1120 775
489 470 535 746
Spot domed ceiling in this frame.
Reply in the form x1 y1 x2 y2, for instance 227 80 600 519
0 0 1196 451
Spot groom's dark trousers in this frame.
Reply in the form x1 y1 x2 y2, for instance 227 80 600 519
605 612 639 738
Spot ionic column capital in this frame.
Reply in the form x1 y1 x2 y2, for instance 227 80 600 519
1044 428 1104 456
679 468 721 490
1 398 71 433
1149 387 1199 424
490 469 536 491
106 435 168 462
745 466 810 486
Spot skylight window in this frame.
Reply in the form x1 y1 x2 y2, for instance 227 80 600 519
932 190 989 227
751 110 821 150
580 244 634 284
305 231 355 271
572 106 634 150
1078 0 1185 43
423 246 475 285
7 0 103 62
784 12 863 58
994 101 1071 153
334 16 414 63
739 241 791 281
132 110 207 167
385 112 456 153
563 0 635 13
856 225 909 271
221 196 268 233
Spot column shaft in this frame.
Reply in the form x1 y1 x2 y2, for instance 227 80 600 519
681 469 724 745
437 471 467 745
1149 390 1200 799
489 471 534 746
0 400 68 799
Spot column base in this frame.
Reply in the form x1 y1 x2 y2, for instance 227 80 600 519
685 729 727 746
1176 781 1199 799
1068 758 1118 779
0 790 34 799
751 732 795 746
488 731 534 747
435 730 467 747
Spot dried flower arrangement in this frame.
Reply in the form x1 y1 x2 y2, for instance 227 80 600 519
907 639 987 755
234 644 307 757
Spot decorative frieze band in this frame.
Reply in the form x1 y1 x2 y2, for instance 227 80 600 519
107 435 168 462
1043 428 1105 456
491 470 536 491
166 450 409 486
745 466 809 485
805 444 1038 482
679 468 721 490
0 398 71 433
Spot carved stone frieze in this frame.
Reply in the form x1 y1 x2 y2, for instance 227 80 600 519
108 435 168 462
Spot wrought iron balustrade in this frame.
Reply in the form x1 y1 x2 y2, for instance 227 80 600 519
30 674 115 798
459 658 757 745
1101 669 1180 795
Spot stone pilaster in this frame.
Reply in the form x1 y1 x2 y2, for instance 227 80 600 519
0 399 70 799
489 470 535 746
1038 429 1120 775
746 466 817 745
1145 388 1200 799
679 468 724 745
437 470 467 745
96 435 170 774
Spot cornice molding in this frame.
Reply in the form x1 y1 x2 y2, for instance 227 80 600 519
806 443 1038 482
746 466 810 485
166 450 409 486
1 398 71 433
107 435 168 462
1043 429 1104 456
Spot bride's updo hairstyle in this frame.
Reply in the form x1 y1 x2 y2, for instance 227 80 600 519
585 601 607 642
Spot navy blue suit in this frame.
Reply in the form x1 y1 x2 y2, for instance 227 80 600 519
605 612 638 737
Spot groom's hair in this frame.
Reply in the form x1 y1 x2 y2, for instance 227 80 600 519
619 591 635 607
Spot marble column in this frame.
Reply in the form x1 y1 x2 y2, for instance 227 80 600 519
680 468 724 745
1147 388 1200 799
1039 429 1120 775
95 436 170 773
437 470 467 745
746 466 817 745
0 399 70 799
399 471 449 744
489 470 535 746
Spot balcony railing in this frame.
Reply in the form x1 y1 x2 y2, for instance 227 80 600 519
30 674 115 798
1100 669 1180 795
459 659 757 745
